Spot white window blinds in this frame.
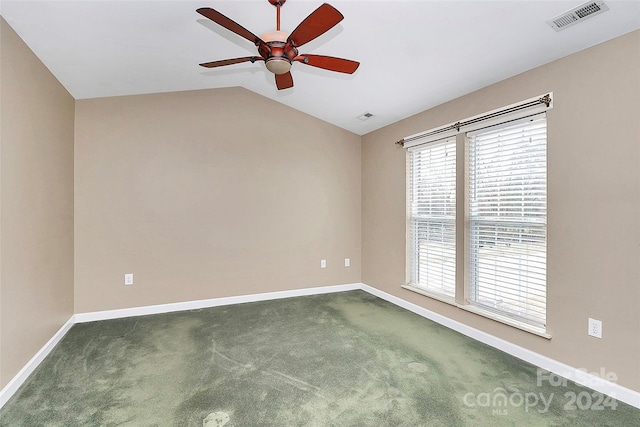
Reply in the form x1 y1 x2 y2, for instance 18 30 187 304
408 140 456 298
467 115 547 328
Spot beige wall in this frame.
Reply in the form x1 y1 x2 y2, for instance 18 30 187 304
74 88 361 313
362 30 640 392
0 18 75 388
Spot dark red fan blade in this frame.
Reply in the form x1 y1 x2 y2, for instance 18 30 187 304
275 72 294 90
197 7 262 45
298 54 359 74
199 57 262 68
287 3 343 47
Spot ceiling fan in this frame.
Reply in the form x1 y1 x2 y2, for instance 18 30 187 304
197 0 360 90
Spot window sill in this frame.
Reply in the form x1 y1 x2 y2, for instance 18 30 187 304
402 284 552 339
401 284 456 305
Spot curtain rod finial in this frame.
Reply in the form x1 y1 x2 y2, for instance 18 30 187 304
396 139 405 147
539 94 552 107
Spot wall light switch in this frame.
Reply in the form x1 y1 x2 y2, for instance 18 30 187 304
320 259 327 269
125 273 134 286
345 258 350 267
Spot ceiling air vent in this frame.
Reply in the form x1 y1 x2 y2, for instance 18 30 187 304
547 1 609 32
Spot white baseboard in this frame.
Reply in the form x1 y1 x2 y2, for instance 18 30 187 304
74 283 362 323
361 283 640 409
0 316 75 408
2 282 638 411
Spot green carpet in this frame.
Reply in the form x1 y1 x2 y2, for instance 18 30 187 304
1 291 638 426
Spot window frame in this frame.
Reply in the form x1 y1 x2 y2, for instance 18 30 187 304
402 94 552 338
467 115 548 329
407 139 458 302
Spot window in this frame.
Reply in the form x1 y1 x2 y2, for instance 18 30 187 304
468 117 547 329
408 140 456 299
403 95 550 335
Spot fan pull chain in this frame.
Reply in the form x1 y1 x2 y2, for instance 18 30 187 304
276 4 281 31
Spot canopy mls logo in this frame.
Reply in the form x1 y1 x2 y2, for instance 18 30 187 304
463 386 555 415
462 368 620 416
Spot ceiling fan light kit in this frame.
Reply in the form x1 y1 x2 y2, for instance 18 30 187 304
197 0 359 89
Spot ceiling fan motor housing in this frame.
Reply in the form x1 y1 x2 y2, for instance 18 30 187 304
260 30 299 75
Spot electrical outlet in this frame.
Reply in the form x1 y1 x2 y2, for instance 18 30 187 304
124 273 134 286
320 259 327 269
345 258 350 267
588 318 602 338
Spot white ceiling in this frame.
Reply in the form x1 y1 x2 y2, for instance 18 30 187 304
1 0 639 135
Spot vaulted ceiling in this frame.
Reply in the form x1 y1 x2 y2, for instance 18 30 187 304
2 1 638 135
